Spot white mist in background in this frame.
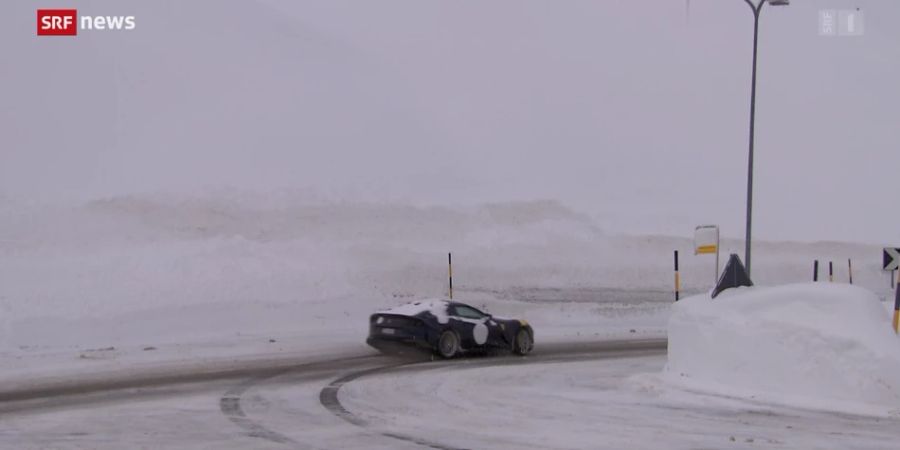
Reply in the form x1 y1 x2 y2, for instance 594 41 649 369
1 1 899 243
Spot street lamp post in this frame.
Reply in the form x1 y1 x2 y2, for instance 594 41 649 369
741 0 788 278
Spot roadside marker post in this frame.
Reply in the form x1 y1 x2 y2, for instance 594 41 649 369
448 252 453 300
848 259 853 285
893 280 899 334
674 250 681 302
829 261 834 283
884 248 900 289
813 260 819 282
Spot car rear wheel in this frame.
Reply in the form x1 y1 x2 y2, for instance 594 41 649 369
513 329 533 356
437 330 459 358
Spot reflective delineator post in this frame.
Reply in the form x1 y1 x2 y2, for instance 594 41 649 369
813 260 819 282
674 250 681 302
448 252 453 300
848 259 853 285
893 279 899 334
829 261 834 283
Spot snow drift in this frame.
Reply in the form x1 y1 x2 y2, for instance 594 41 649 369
666 283 900 416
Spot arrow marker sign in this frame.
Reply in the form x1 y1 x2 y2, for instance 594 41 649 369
884 248 900 271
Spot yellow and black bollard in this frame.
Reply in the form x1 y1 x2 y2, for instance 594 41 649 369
448 252 453 300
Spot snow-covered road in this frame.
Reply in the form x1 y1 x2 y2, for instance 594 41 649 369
2 338 898 449
0 340 659 449
339 354 900 449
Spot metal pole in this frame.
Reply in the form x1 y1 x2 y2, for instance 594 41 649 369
715 228 720 283
715 246 720 284
674 250 681 302
743 0 763 278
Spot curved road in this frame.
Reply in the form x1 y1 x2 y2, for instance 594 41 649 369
0 339 665 449
3 337 897 449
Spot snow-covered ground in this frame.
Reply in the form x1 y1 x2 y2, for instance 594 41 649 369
6 351 899 450
666 283 900 417
338 355 900 449
0 193 894 383
2 194 900 448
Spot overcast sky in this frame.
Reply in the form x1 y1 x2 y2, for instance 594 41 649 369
1 0 898 244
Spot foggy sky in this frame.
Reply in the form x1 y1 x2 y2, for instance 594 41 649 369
2 0 898 244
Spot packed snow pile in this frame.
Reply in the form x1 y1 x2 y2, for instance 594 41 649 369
666 283 900 416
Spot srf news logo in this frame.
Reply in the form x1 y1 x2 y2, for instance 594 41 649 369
37 9 136 36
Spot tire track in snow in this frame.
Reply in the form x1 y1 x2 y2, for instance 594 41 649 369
220 371 298 446
217 354 428 448
318 339 667 450
319 363 464 450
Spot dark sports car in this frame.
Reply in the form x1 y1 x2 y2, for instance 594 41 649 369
366 299 534 358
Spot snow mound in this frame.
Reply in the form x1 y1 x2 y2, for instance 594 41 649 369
665 283 900 416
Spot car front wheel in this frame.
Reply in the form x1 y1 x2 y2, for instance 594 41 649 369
513 329 533 356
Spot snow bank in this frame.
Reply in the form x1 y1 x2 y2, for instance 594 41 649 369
666 283 900 416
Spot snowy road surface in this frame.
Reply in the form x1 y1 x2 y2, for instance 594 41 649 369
2 338 899 449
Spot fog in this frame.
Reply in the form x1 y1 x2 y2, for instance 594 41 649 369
2 0 898 244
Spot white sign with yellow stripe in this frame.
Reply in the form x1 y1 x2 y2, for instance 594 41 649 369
694 225 720 283
694 225 719 255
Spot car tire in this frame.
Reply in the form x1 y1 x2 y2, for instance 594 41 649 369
437 330 459 358
513 328 533 356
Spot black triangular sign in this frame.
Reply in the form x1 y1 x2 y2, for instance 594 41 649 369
711 254 753 299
